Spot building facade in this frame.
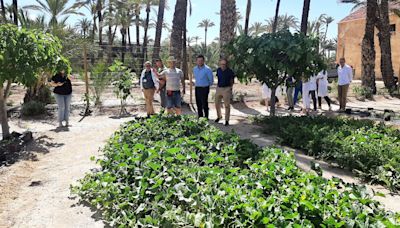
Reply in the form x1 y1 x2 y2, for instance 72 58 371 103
337 3 400 79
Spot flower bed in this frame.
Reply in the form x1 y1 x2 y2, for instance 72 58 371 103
255 116 400 191
72 115 400 226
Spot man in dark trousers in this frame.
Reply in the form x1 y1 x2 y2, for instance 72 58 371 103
193 55 213 119
215 58 235 126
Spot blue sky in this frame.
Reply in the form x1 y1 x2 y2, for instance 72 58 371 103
6 0 355 41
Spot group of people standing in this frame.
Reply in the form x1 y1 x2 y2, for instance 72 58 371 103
140 55 235 125
263 57 353 113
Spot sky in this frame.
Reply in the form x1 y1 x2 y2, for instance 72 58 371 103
6 0 355 42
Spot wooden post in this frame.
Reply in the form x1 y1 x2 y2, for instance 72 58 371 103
83 43 90 113
188 45 193 104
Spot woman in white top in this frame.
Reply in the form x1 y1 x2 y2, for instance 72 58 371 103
316 70 332 111
302 75 317 112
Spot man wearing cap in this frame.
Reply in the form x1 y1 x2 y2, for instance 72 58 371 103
140 61 159 117
159 56 185 115
193 55 213 119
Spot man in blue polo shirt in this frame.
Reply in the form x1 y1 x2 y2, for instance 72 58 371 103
193 55 214 119
215 58 235 126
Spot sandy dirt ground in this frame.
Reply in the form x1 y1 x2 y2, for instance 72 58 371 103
1 81 400 227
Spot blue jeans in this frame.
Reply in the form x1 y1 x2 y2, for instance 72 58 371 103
55 94 72 123
166 91 182 109
293 83 303 105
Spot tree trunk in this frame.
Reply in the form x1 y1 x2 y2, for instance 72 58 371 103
121 28 126 63
219 0 236 58
300 0 311 35
1 0 6 22
182 9 188 89
142 2 151 66
152 0 166 61
376 0 395 91
107 3 113 63
0 84 10 139
135 6 141 58
97 0 103 45
272 0 281 33
171 0 187 68
269 87 277 116
244 0 251 35
361 0 377 96
204 28 207 50
92 15 96 42
12 0 17 26
128 27 132 46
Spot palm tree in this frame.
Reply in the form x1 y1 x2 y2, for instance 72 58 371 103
244 0 251 35
219 0 236 58
300 0 311 34
171 0 187 68
73 0 100 42
25 0 83 27
19 9 46 30
1 0 6 23
198 19 215 48
249 22 267 36
192 35 201 46
152 0 166 61
76 18 91 38
272 0 281 33
322 15 334 42
266 14 299 33
12 0 17 25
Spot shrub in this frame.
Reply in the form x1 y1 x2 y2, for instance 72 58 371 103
21 101 46 117
255 116 400 190
72 115 400 227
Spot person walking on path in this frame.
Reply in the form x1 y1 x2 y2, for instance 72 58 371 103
155 59 167 109
50 70 72 128
316 70 332 111
337 58 353 111
193 55 213 119
215 58 235 126
159 56 185 115
293 79 303 107
302 75 317 113
140 61 159 117
286 76 295 111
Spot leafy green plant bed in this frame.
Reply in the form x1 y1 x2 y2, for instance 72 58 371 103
255 116 400 191
72 115 400 227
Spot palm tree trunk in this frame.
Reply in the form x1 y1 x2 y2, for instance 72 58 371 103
92 15 97 42
135 5 141 57
270 87 277 116
219 0 236 58
171 0 187 68
12 0 17 26
376 0 395 91
107 2 113 63
97 0 103 45
300 0 311 35
121 28 126 63
142 2 151 65
152 0 166 61
204 28 207 50
1 0 6 22
182 10 188 91
361 0 377 96
272 0 281 33
244 0 251 35
128 27 132 46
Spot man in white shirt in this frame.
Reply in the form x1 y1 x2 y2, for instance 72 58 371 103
337 58 353 111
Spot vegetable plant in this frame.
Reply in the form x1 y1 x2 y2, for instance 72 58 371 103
72 115 400 227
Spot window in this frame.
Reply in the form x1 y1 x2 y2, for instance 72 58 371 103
390 24 396 33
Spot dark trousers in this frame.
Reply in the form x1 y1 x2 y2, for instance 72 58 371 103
309 90 317 111
195 86 210 118
318 96 331 107
293 84 303 105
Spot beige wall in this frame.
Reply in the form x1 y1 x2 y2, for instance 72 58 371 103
337 15 400 80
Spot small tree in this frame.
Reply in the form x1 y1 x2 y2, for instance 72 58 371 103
109 60 133 116
0 24 70 139
226 31 325 116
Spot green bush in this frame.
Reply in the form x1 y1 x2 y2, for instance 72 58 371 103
255 116 400 190
72 115 400 227
21 101 46 117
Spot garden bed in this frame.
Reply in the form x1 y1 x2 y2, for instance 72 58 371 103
72 115 400 226
255 116 400 191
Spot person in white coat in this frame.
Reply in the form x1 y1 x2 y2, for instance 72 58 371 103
302 75 317 112
140 61 159 117
316 70 332 111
